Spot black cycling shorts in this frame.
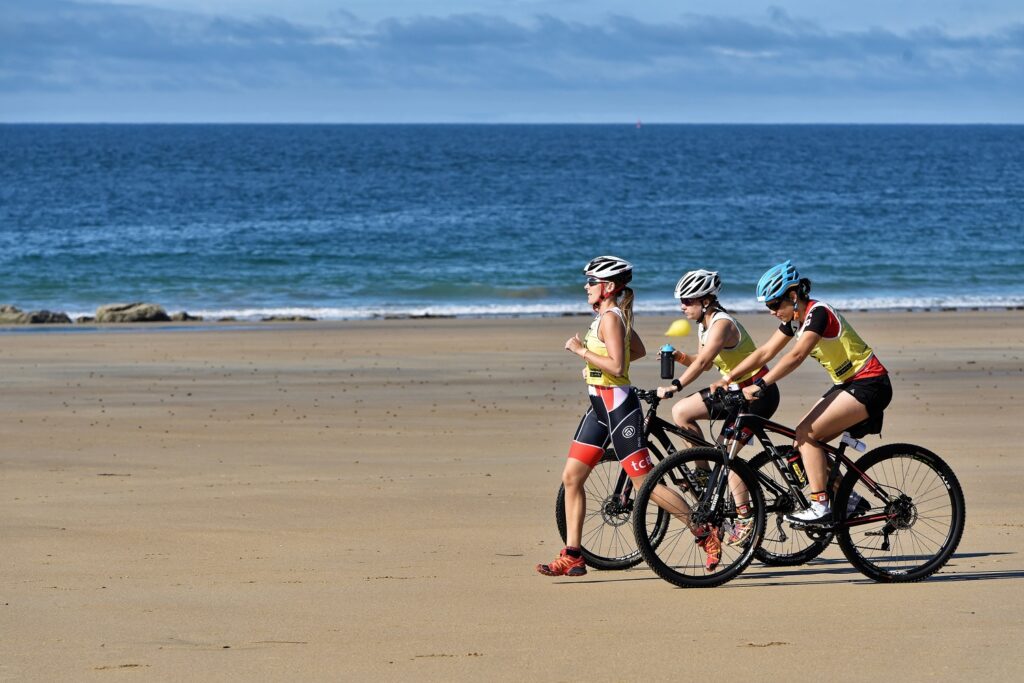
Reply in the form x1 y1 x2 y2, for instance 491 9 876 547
699 382 780 423
823 373 893 437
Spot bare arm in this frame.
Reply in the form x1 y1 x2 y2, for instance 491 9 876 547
564 312 628 378
657 318 728 396
629 329 646 361
760 330 818 386
740 329 819 400
711 328 792 390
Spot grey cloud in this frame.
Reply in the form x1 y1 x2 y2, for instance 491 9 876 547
0 1 1021 95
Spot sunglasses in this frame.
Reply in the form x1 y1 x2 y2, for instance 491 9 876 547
585 278 605 287
679 297 701 306
765 298 788 311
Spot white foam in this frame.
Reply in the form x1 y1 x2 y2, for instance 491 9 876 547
166 294 1024 321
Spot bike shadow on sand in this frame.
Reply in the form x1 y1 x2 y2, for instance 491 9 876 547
733 552 1021 587
562 552 1019 587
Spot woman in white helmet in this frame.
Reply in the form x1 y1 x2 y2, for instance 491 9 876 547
654 268 780 545
537 256 722 576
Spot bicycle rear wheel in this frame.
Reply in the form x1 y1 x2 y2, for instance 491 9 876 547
834 443 965 583
749 449 832 566
556 448 668 570
633 447 765 588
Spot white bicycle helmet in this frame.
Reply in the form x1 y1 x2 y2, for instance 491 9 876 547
674 269 721 299
583 255 633 283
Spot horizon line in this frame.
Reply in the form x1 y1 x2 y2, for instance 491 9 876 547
3 121 1023 126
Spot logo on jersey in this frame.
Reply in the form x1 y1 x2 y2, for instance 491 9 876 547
622 426 636 438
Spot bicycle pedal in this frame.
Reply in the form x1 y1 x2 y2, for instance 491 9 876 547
788 520 835 531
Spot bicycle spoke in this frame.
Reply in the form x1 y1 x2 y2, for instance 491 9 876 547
837 446 964 582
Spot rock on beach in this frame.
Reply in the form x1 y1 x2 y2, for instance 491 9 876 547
0 305 72 324
95 303 171 323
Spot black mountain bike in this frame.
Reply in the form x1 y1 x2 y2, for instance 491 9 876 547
554 389 719 570
633 389 966 586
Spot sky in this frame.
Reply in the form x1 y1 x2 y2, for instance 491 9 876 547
2 1 1022 123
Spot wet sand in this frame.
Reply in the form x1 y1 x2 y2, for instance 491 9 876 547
2 311 1023 680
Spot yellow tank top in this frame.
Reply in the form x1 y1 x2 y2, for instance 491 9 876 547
698 311 760 382
584 308 631 387
797 302 876 384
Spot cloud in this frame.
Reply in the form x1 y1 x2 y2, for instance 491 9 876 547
0 1 1021 105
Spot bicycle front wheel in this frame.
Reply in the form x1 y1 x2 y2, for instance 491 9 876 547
835 443 965 583
633 447 765 588
556 448 668 570
749 449 832 566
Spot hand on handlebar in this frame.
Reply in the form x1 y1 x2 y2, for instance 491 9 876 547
656 386 675 399
741 384 763 401
709 378 729 393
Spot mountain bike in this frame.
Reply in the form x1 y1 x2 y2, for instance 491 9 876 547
554 389 720 570
634 388 966 586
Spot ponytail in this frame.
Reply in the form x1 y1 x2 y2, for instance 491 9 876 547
797 278 812 300
619 286 635 343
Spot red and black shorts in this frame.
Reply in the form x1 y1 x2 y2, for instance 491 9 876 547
568 385 652 476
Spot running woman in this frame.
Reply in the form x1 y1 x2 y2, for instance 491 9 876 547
537 256 721 576
713 261 892 525
654 269 781 544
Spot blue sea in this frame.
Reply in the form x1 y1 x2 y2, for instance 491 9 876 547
1 124 1022 320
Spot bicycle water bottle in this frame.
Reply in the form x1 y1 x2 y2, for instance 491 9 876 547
659 345 675 379
785 447 809 487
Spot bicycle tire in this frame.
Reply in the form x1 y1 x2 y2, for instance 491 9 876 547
834 443 965 583
555 448 669 570
633 447 765 588
749 449 833 566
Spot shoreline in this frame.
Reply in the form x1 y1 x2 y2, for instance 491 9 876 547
2 305 1022 334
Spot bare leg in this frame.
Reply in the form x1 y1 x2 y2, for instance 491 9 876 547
672 393 711 468
629 474 695 530
561 458 592 548
794 391 869 493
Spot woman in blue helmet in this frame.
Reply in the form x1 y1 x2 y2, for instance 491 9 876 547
712 261 892 525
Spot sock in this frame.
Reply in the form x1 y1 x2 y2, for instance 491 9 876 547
564 546 582 558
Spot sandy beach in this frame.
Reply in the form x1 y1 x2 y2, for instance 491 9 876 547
2 310 1023 681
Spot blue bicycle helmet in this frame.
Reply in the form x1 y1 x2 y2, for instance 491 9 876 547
756 260 801 302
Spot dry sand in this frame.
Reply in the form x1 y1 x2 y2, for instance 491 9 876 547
2 311 1023 681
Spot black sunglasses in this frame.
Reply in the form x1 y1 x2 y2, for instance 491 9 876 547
585 278 604 287
679 297 701 306
765 297 787 311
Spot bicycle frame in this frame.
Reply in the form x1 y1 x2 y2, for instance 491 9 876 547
721 409 896 529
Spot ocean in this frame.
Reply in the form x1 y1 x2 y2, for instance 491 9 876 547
1 124 1022 320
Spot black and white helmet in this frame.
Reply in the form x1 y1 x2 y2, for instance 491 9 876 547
674 269 721 299
583 255 633 283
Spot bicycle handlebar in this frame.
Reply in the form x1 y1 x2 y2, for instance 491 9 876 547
637 386 756 413
635 388 661 404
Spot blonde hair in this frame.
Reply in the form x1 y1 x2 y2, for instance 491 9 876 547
618 286 635 343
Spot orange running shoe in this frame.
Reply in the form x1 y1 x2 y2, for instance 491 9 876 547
726 516 754 546
695 526 722 571
536 548 587 577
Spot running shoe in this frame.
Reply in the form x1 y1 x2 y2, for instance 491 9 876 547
785 502 832 525
726 516 754 546
694 526 722 571
536 548 587 577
